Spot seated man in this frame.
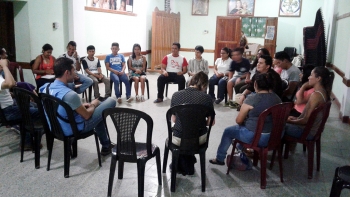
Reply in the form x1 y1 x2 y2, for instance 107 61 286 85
186 45 209 87
59 41 93 94
226 47 250 108
105 42 132 103
82 45 111 101
154 42 188 103
40 58 116 156
274 51 301 102
0 59 40 150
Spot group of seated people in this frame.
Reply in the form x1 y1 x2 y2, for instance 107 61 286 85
0 41 334 175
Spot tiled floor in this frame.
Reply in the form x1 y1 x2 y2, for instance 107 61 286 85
0 70 349 197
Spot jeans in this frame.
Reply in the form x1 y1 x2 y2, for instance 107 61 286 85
81 97 116 148
68 73 93 94
284 123 313 140
88 74 111 98
216 125 271 162
157 72 185 99
110 72 130 98
209 74 227 99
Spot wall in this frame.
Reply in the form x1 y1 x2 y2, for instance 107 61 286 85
171 0 323 65
13 1 30 62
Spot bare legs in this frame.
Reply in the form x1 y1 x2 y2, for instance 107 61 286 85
132 76 146 101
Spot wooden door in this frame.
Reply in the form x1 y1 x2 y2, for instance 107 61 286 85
264 17 278 57
0 2 16 62
214 16 241 64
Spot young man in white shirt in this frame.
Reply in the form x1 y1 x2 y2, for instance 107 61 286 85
154 42 188 103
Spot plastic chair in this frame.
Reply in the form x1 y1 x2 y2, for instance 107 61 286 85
329 166 350 197
163 104 215 192
282 101 331 179
12 87 48 169
103 108 161 197
165 82 178 98
40 93 102 178
226 102 294 189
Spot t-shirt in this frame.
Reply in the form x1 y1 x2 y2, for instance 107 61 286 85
244 93 282 133
62 91 82 110
281 64 301 84
229 58 250 77
215 58 232 74
82 56 101 74
0 75 14 109
59 52 80 71
105 54 125 72
162 54 188 73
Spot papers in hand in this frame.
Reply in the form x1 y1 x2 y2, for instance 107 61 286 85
41 75 55 79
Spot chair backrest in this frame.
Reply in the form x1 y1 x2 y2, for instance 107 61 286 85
250 102 294 149
103 107 154 162
166 104 215 152
8 62 19 82
12 87 48 133
300 101 331 141
39 93 80 140
283 47 297 61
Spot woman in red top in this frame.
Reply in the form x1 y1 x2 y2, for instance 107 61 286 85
32 43 56 88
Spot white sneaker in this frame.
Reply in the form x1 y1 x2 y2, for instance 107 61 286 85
136 95 140 102
141 95 145 102
117 97 122 104
126 97 133 103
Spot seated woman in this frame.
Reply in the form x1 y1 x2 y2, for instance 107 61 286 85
284 67 333 139
208 47 232 104
170 71 215 174
290 65 314 117
128 44 147 101
32 44 56 89
209 73 282 165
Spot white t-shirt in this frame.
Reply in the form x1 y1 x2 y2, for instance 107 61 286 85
215 57 232 74
59 52 80 72
162 54 188 73
0 75 14 109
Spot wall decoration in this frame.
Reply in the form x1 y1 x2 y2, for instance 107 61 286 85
279 0 302 17
227 0 255 16
241 17 266 38
192 0 209 16
86 0 133 13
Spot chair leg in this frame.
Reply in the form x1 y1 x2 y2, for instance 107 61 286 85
307 142 315 179
88 86 92 102
170 150 180 192
226 141 237 174
253 150 259 166
47 136 54 171
155 148 162 185
199 152 206 192
107 155 118 197
329 167 344 197
119 82 122 96
34 131 42 169
20 126 26 162
284 141 290 159
278 145 284 183
94 134 102 167
270 150 276 170
137 160 146 197
165 83 168 98
316 139 321 171
146 80 150 99
118 161 124 179
303 144 306 152
63 139 71 178
71 140 77 158
260 148 267 189
162 144 169 173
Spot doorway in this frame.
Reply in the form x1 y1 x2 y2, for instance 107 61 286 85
0 2 16 62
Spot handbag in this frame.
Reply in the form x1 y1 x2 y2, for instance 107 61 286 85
226 151 252 171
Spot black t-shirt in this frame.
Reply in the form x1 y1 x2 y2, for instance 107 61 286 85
228 58 250 76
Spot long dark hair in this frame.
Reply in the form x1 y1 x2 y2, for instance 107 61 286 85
221 47 232 58
313 67 334 101
131 43 141 59
254 73 273 91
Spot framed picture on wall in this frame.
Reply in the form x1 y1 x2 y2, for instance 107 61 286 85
279 0 302 17
192 0 209 16
227 0 255 16
86 0 133 12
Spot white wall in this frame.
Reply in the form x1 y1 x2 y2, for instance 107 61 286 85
13 1 30 62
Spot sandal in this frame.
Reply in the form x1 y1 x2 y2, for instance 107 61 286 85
209 158 225 166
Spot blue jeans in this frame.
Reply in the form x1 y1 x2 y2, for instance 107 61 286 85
110 72 130 98
82 97 116 148
68 73 93 94
216 125 271 162
209 74 227 99
284 123 313 140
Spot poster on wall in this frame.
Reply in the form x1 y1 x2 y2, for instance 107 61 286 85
227 0 255 16
279 0 302 17
265 26 275 40
86 0 133 12
192 0 209 16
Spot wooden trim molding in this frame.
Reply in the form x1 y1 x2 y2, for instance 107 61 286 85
326 62 350 87
180 48 215 53
337 12 350 20
84 6 137 16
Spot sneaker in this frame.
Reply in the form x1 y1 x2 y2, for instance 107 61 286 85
126 97 133 103
140 95 145 102
101 144 112 156
224 102 230 107
135 95 140 102
117 97 122 104
229 101 239 109
98 97 107 102
154 98 163 103
214 98 224 104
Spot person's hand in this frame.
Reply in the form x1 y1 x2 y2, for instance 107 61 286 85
300 82 312 91
287 116 297 123
113 70 119 75
215 72 221 78
83 103 91 108
118 71 124 76
0 59 8 68
45 69 54 75
177 71 183 75
74 75 80 80
162 70 168 77
135 69 141 74
245 79 251 84
98 73 103 80
73 51 78 59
